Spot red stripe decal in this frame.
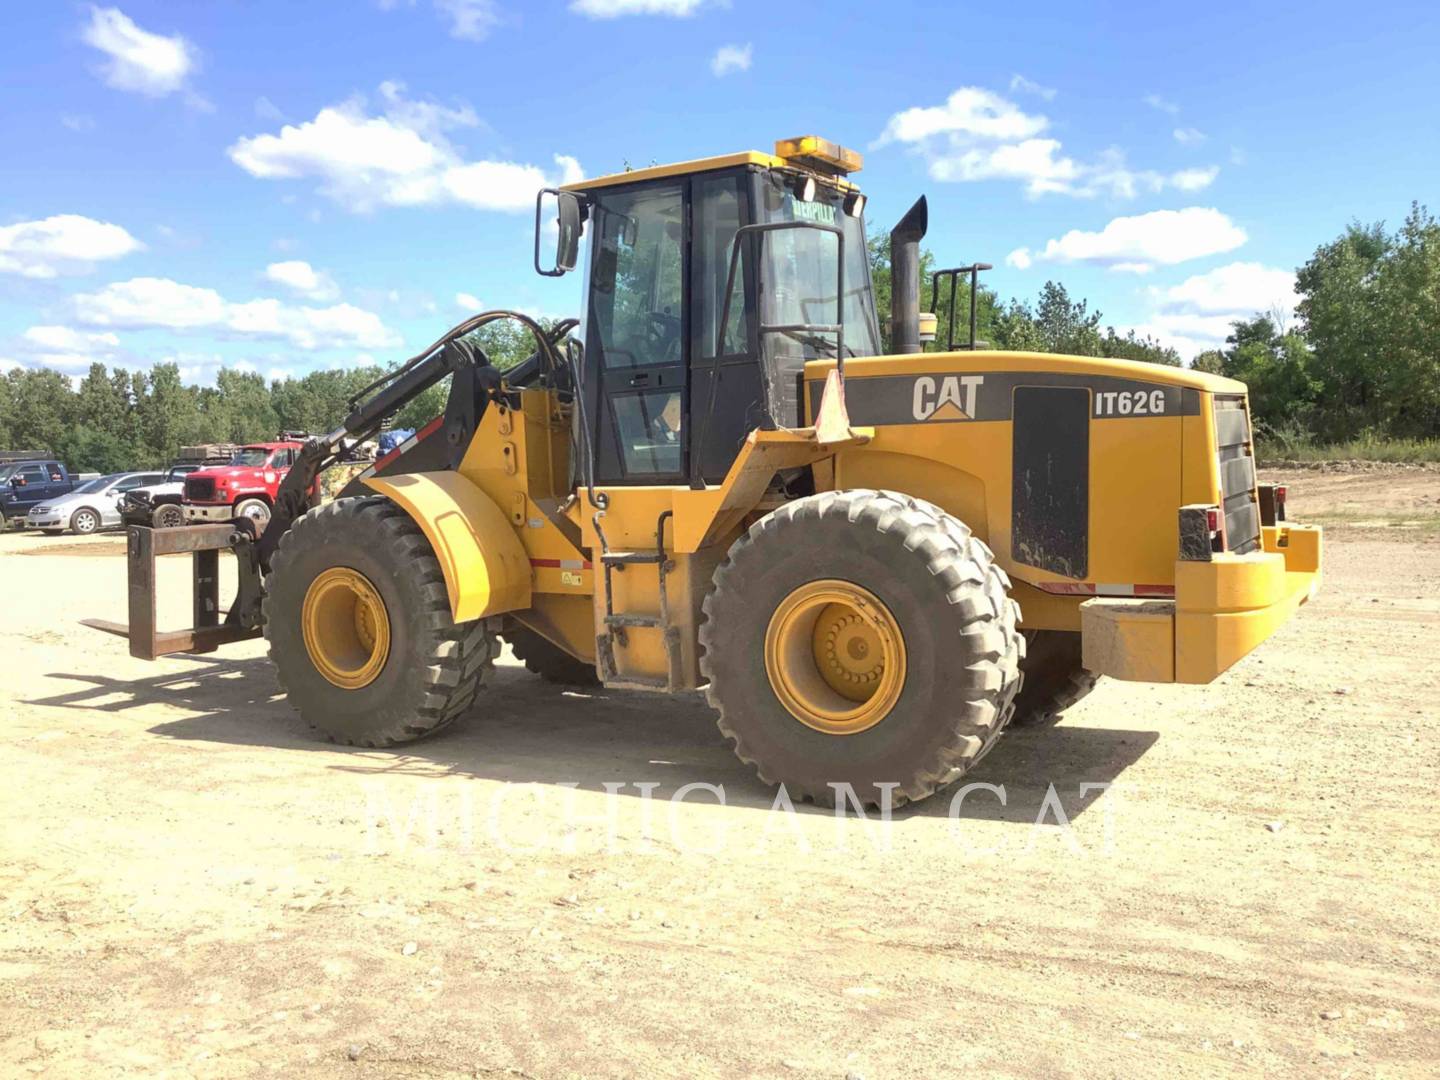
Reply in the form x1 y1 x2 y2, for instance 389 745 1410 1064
1133 584 1177 597
529 558 594 570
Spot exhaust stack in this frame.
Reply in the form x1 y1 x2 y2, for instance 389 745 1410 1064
889 196 928 354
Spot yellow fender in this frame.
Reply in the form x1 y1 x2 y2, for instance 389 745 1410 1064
363 470 531 623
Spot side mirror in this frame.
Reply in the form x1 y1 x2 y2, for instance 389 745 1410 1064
12 476 26 487
535 188 585 277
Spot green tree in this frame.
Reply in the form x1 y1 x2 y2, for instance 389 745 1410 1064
56 427 133 473
1034 281 1103 355
1219 315 1319 433
210 368 279 442
3 368 76 452
1191 349 1227 375
134 363 204 466
1101 327 1181 366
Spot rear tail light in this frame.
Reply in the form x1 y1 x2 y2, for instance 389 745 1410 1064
1179 504 1223 561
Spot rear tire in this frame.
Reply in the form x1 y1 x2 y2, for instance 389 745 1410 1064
1008 630 1099 727
700 490 1023 808
504 625 599 685
263 496 496 746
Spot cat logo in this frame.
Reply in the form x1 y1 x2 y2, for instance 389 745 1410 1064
912 375 985 421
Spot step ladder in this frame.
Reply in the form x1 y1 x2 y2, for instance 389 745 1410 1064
593 510 682 692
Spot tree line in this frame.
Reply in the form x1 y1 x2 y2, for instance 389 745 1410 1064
3 203 1436 472
0 321 544 474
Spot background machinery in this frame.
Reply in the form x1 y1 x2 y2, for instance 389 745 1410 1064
88 136 1322 808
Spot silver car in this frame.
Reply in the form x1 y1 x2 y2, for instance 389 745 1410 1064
25 471 166 535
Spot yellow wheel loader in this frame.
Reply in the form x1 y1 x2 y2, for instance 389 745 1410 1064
88 136 1322 807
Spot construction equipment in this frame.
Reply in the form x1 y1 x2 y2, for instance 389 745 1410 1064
87 137 1322 807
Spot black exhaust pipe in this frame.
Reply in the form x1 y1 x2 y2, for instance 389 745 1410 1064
889 196 928 354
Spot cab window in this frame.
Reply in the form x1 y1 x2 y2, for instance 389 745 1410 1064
589 182 684 369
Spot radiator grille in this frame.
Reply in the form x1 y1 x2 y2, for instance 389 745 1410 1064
184 476 216 501
1213 395 1260 554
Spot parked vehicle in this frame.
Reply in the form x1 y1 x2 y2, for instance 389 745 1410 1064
0 459 74 530
182 442 304 526
25 471 166 534
119 464 208 529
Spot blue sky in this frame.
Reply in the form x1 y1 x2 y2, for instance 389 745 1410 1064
2 0 1437 383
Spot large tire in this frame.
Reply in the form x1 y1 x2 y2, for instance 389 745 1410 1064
700 490 1023 808
1009 630 1099 727
504 625 599 686
263 496 496 746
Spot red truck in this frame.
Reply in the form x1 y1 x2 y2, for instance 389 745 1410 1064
182 441 304 527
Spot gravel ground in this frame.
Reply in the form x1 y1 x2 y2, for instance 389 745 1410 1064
1 469 1437 1078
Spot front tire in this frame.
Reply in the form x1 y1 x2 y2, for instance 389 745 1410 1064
263 496 496 746
153 503 185 529
700 490 1023 808
234 498 271 526
70 507 100 535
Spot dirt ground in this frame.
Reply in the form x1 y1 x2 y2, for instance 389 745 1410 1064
2 468 1437 1078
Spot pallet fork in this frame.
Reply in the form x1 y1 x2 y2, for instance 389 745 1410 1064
82 523 265 660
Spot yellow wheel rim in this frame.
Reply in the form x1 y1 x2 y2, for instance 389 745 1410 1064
301 567 391 690
764 579 906 736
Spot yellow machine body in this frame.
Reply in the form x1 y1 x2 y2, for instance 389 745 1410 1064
372 345 1319 691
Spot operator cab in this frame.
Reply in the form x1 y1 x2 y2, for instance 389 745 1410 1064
541 138 880 487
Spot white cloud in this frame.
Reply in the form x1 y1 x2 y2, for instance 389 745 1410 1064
876 87 1048 146
72 277 402 351
81 5 197 97
0 214 144 278
228 82 581 213
379 0 503 41
435 0 502 39
1009 74 1056 101
60 113 96 132
1173 127 1206 145
1143 93 1180 115
710 43 752 77
877 85 1219 199
1125 261 1298 360
570 0 707 16
456 292 482 310
14 325 122 373
23 325 120 351
1170 165 1219 191
1006 207 1247 274
1157 261 1296 316
264 260 340 301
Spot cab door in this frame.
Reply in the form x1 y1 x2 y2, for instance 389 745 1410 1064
585 181 689 484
